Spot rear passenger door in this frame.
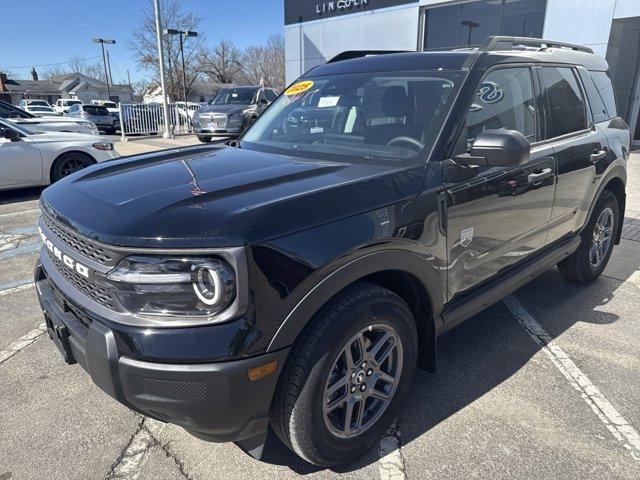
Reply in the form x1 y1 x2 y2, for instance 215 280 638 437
540 66 609 244
445 66 556 298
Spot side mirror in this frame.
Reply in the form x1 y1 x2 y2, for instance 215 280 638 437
454 129 530 167
2 129 21 142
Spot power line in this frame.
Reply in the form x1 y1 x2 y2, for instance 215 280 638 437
4 55 103 70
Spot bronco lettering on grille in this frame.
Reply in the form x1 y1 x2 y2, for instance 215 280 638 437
39 227 90 278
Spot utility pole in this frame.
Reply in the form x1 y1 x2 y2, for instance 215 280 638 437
93 38 115 100
127 69 132 101
154 0 172 139
106 49 113 87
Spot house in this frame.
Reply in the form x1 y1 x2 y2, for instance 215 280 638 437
0 71 133 105
141 79 235 104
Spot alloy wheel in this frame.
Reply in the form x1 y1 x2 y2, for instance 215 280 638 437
590 207 614 267
322 323 403 439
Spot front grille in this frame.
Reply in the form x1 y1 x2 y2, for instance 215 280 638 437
42 213 115 266
48 253 116 309
199 113 227 129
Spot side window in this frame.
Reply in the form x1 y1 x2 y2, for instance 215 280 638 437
589 71 617 119
577 69 609 123
68 105 79 113
464 67 537 146
542 67 587 138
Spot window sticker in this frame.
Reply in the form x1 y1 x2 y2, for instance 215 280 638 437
285 80 315 96
478 81 504 103
318 96 340 108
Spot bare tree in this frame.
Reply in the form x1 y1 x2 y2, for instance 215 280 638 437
238 34 285 89
198 40 243 84
42 55 104 80
129 0 203 101
0 69 16 79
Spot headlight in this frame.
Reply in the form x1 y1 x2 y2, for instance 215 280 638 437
92 142 114 151
106 256 236 318
229 110 246 119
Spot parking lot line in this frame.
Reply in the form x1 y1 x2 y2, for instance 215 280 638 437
0 321 46 364
503 294 640 461
0 279 34 296
0 208 40 219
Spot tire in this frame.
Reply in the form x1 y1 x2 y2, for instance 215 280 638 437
51 152 95 183
197 135 212 143
270 282 418 466
558 190 619 283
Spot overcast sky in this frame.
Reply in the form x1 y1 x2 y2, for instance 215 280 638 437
0 0 284 83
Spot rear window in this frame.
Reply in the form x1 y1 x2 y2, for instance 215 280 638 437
589 71 617 119
542 67 587 138
83 105 109 115
65 100 82 106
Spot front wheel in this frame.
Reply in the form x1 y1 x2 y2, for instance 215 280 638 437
558 190 619 282
270 283 417 466
197 135 212 143
51 152 95 182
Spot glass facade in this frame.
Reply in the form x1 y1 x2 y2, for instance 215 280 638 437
423 0 548 49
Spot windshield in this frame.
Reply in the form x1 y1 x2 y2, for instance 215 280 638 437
28 101 49 106
103 102 117 108
212 88 256 105
83 105 109 115
241 71 463 164
30 106 54 112
64 100 82 106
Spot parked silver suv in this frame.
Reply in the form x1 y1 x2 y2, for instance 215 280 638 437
192 86 278 142
65 104 115 134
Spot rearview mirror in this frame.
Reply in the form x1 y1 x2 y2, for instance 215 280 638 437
2 128 21 142
454 129 530 167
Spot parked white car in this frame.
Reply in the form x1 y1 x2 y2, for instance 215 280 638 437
0 118 118 191
22 105 60 117
19 99 52 109
90 99 119 114
1 101 99 136
53 98 83 114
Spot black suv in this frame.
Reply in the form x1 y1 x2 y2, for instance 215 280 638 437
35 36 629 466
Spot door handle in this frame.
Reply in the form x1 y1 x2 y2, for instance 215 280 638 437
527 168 553 185
590 150 606 163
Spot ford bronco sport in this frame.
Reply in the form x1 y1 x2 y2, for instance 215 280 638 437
35 36 629 466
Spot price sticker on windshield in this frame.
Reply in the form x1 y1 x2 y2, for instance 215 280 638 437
285 80 314 96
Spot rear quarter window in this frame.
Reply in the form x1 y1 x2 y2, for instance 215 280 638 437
589 71 618 120
578 69 609 123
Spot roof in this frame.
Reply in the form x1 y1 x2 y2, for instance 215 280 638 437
3 79 60 94
313 37 609 77
3 72 133 96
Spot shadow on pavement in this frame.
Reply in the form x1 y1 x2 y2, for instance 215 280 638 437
0 186 44 206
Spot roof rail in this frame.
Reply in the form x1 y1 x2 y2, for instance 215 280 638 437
481 36 594 54
327 50 411 63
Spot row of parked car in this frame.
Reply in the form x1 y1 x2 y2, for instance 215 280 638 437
17 98 120 134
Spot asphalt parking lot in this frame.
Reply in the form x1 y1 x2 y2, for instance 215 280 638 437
0 153 638 480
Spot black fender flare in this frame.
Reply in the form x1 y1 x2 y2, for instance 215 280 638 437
266 248 444 353
584 162 627 243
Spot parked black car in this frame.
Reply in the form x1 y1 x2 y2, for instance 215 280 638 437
35 36 629 466
192 86 278 142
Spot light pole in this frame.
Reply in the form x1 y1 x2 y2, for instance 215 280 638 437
461 20 479 46
153 0 172 139
164 28 198 131
92 38 115 100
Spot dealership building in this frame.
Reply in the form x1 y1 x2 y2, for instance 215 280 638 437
284 0 640 141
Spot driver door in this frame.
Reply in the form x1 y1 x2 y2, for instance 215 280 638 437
0 124 42 187
444 66 556 299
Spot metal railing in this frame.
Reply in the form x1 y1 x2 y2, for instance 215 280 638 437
118 102 198 139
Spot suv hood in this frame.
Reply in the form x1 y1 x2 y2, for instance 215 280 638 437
41 146 423 248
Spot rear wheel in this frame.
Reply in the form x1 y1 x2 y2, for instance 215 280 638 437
197 135 212 143
558 190 619 282
51 152 95 182
270 283 417 466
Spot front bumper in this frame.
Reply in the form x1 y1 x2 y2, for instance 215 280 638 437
35 260 289 446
